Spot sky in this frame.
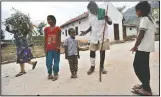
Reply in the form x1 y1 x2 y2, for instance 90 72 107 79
1 1 138 40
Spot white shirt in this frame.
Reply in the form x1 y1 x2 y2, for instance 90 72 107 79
138 16 156 52
88 11 112 44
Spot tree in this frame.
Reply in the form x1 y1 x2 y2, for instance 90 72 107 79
1 30 5 40
117 6 126 13
37 22 46 35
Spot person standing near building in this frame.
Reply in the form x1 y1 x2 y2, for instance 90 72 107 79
44 15 61 81
80 1 112 75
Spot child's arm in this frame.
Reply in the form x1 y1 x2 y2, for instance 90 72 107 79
105 16 112 25
44 28 47 54
63 39 68 59
77 41 80 59
131 17 148 53
134 30 145 48
57 27 61 52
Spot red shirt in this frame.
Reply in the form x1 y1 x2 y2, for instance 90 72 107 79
44 26 61 51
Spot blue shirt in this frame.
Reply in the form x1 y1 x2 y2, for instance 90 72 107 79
64 37 78 56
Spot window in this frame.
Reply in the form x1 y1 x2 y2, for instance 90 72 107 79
62 32 64 34
75 27 78 35
65 30 67 36
79 21 81 24
130 28 132 30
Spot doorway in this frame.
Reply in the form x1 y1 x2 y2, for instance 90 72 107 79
114 24 120 40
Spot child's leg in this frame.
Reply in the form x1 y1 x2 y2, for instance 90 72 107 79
46 51 54 75
53 51 60 75
68 56 75 76
100 50 107 74
74 56 78 73
133 51 151 92
74 56 78 78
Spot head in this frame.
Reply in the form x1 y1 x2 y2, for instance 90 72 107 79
47 15 56 26
135 1 151 17
87 1 98 15
68 28 76 38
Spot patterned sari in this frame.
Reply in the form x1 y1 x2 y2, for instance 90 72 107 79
13 33 33 64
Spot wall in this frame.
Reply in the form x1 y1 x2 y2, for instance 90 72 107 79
61 17 90 42
61 2 124 42
126 26 137 36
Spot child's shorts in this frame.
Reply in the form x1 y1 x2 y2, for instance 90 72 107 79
89 39 110 51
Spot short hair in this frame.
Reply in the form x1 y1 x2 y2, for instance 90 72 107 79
87 1 98 9
47 15 56 25
135 1 151 16
68 28 75 35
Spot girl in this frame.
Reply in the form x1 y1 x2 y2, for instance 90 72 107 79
131 1 156 96
44 15 61 81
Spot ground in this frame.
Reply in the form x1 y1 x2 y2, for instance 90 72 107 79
1 41 159 95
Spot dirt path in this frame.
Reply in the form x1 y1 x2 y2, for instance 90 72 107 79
1 41 159 95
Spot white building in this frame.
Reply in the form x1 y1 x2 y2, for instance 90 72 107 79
60 2 124 42
123 24 138 37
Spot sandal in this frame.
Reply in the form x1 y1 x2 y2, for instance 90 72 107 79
131 88 152 96
132 84 143 90
32 61 37 70
52 74 59 81
15 72 26 77
48 75 53 79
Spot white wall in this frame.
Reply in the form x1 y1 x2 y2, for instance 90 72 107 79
61 2 124 42
61 18 90 42
126 27 137 36
99 2 123 41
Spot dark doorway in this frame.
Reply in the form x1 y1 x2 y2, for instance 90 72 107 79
75 27 78 35
65 30 67 36
123 26 127 39
114 24 120 40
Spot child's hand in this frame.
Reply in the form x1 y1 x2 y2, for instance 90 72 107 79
57 46 60 53
130 47 137 54
65 56 68 59
80 31 87 36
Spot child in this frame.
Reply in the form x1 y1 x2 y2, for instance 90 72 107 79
44 15 61 81
64 28 80 78
131 1 155 96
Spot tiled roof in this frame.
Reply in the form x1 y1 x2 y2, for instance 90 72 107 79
60 12 89 28
123 24 137 27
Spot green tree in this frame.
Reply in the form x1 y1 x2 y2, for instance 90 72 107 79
37 22 46 35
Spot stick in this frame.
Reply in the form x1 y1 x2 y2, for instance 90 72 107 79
99 4 108 82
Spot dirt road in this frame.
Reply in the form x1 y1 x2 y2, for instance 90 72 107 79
2 41 159 95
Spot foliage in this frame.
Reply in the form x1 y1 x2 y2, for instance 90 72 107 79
4 8 36 37
37 22 46 35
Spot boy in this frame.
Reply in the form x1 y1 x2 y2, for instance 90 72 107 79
131 1 155 96
44 15 61 81
64 28 80 78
